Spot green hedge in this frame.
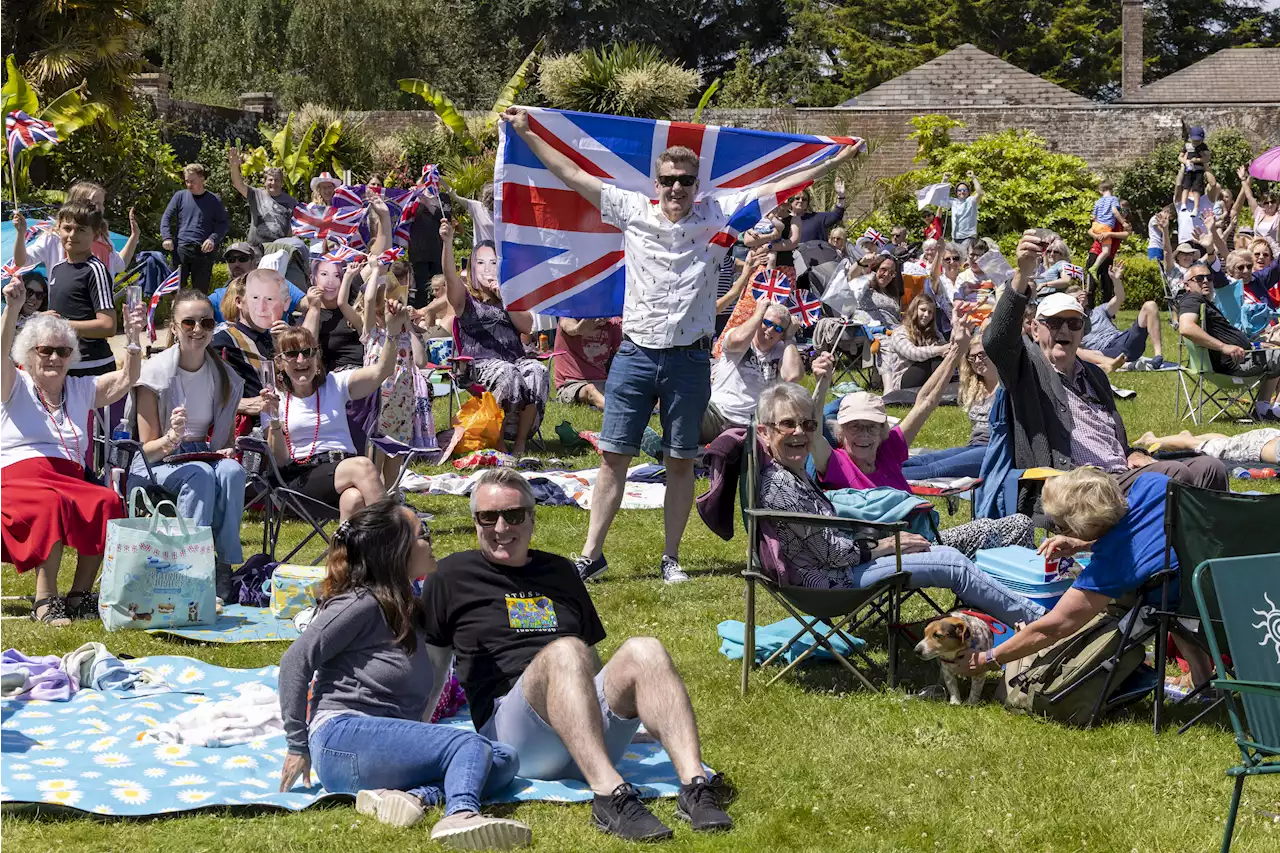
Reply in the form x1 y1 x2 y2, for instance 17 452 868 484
1117 253 1164 310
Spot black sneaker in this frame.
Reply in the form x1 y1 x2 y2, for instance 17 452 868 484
574 553 609 582
592 782 673 841
676 774 733 832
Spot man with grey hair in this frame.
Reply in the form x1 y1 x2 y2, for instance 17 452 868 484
212 268 292 415
701 297 802 441
501 105 859 584
228 146 299 247
421 468 733 841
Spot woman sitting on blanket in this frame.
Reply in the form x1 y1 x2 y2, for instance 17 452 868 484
900 331 1000 481
1135 428 1279 467
279 498 531 848
130 289 258 602
958 467 1213 692
260 320 400 520
0 280 145 626
813 316 1033 559
883 293 949 392
753 365 1043 628
439 218 548 456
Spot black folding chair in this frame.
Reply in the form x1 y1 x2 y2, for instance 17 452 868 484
236 435 342 566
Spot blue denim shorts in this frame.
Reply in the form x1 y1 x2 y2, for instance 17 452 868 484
598 339 712 459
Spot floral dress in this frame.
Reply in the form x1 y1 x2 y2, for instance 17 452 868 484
363 326 428 446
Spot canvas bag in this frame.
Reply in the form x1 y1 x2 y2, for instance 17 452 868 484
100 489 216 632
995 607 1146 726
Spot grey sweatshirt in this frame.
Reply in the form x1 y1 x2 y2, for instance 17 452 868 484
278 589 433 756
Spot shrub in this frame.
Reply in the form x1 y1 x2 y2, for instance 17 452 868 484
538 44 700 119
1116 253 1165 310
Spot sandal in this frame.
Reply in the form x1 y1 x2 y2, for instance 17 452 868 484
31 597 71 627
64 589 99 621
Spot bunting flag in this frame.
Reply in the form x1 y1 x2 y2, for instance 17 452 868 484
788 289 824 327
750 268 793 303
495 106 863 317
1062 262 1085 281
863 227 887 247
147 267 182 341
291 205 366 246
5 111 59 160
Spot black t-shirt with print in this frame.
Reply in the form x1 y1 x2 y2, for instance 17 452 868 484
1174 290 1250 372
421 549 607 728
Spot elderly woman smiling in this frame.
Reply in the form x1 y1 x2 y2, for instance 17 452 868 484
752 352 1044 627
1 278 145 625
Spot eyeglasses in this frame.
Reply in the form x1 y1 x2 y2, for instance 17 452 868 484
760 318 786 334
842 421 882 434
225 253 253 264
1187 273 1212 283
34 345 74 358
1046 249 1064 256
474 507 531 527
1038 316 1085 332
657 174 697 188
25 287 45 298
179 317 218 331
943 256 960 262
966 351 987 363
281 347 316 361
764 418 818 433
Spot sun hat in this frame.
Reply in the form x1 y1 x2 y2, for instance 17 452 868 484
836 391 887 425
1035 292 1085 319
1174 241 1201 256
310 171 339 192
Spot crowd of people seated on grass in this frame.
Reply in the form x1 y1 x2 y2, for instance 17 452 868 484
2 112 1279 848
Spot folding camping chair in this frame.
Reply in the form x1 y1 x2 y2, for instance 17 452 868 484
819 317 878 392
235 435 342 566
739 416 914 695
1174 313 1259 425
1192 553 1280 853
444 318 554 452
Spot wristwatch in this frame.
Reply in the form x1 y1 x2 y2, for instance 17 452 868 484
982 649 999 668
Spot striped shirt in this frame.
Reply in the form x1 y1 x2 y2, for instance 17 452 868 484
716 254 737 316
1060 361 1128 473
48 255 116 376
1092 195 1121 227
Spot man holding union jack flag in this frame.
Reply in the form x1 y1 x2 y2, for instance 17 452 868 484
500 105 860 591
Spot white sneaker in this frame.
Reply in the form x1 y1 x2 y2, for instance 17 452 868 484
429 811 533 849
355 788 426 827
661 556 690 584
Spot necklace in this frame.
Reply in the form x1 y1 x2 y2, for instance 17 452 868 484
33 381 81 466
282 381 322 463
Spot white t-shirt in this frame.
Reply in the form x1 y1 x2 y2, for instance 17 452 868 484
279 370 355 461
0 371 96 469
25 230 125 277
710 341 786 425
178 361 217 440
1147 214 1164 252
598 184 751 349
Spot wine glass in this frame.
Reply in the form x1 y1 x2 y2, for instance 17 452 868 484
260 359 276 393
170 381 192 443
125 285 142 344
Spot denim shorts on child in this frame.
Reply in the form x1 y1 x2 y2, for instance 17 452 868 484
598 338 712 459
479 666 642 782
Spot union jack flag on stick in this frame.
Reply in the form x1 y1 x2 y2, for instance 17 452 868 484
789 289 824 327
291 205 366 246
147 268 182 341
1062 262 1085 281
863 227 887 247
5 111 58 160
750 268 793 303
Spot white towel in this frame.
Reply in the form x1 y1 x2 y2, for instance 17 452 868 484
141 683 283 747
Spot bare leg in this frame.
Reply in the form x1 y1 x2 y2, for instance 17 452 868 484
33 542 65 605
602 637 705 784
520 638 625 796
1262 438 1279 465
1138 430 1221 452
580 384 606 411
582 451 632 560
69 553 102 595
334 456 384 519
662 456 695 561
1079 348 1125 373
1139 301 1164 358
511 405 538 456
374 448 400 490
1172 634 1214 689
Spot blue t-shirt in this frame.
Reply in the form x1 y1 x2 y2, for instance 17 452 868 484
1092 195 1121 227
950 197 978 239
1073 473 1173 600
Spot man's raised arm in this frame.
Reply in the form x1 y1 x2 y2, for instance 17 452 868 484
756 142 863 202
500 107 603 209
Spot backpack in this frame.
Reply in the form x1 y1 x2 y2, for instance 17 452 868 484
995 607 1146 726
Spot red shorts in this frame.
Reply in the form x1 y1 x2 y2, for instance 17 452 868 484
1 456 123 572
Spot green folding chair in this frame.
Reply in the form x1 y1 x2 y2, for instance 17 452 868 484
1192 553 1280 853
1174 318 1259 425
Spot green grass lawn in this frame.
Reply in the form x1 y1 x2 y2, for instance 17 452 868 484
3 315 1278 851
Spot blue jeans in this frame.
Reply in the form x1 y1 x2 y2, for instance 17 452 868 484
310 715 519 816
848 545 1045 627
901 445 988 480
599 339 711 459
130 451 245 566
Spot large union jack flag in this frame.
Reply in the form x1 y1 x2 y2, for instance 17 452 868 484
495 107 863 317
5 111 59 160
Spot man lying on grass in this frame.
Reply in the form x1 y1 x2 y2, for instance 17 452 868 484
419 468 733 842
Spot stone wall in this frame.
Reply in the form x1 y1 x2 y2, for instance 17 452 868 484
160 100 266 163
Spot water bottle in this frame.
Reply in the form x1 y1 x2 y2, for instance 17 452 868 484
110 419 131 469
243 426 263 475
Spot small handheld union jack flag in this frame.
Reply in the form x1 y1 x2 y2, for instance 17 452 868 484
5 111 59 161
1062 263 1085 281
147 268 182 341
323 244 366 265
788 289 824 327
291 205 366 246
23 219 54 242
2 259 37 287
420 164 441 198
862 227 887 247
377 246 405 266
751 268 793 303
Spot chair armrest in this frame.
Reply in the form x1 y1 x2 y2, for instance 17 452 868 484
1213 679 1280 698
744 508 908 538
235 435 272 456
448 355 474 364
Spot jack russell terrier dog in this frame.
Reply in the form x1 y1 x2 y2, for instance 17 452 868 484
915 612 996 705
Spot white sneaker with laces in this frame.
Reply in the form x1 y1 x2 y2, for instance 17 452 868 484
355 788 425 827
429 811 533 849
661 556 690 584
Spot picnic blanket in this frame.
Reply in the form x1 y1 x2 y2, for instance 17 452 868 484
717 618 865 664
147 606 301 644
401 466 667 510
1 656 688 816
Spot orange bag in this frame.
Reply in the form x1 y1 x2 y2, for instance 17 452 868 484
451 392 504 454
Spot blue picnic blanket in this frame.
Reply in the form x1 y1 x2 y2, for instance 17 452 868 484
1 656 687 816
147 605 300 644
717 617 865 664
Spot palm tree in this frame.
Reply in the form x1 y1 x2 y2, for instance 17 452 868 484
537 44 701 120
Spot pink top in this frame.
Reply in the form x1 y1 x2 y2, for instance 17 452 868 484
554 319 623 384
819 426 912 491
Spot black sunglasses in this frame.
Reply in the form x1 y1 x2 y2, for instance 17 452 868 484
943 256 961 262
280 347 316 360
765 418 818 433
1188 273 1212 283
657 174 697 188
474 507 531 527
1039 316 1084 332
225 253 253 263
179 317 218 331
35 345 74 358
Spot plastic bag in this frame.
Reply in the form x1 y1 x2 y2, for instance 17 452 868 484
452 391 503 454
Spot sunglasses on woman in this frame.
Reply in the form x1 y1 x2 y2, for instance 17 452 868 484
1039 316 1084 332
281 348 316 361
760 318 786 334
417 517 432 545
474 507 531 527
179 317 218 331
943 256 960 262
657 174 697 188
765 418 818 433
35 345 74 358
